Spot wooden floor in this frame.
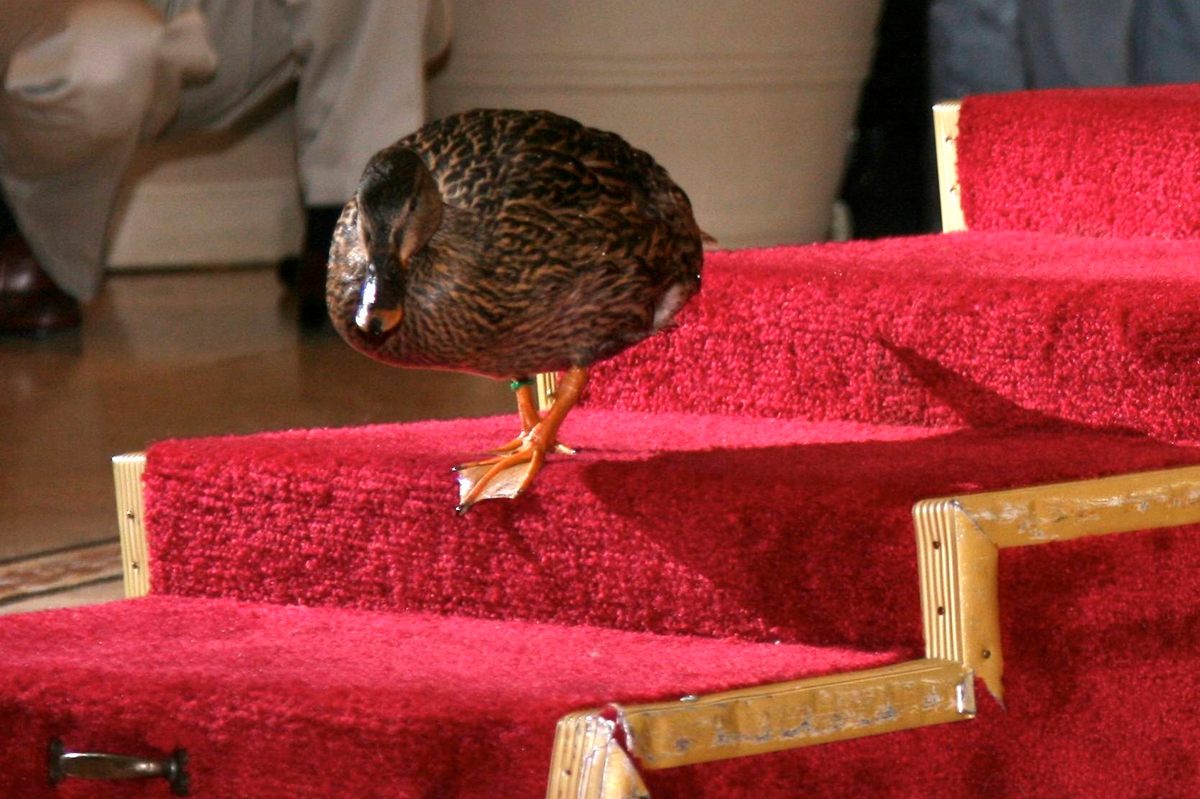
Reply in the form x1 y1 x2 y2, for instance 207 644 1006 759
0 266 513 614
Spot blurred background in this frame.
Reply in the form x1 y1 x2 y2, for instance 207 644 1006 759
4 0 1191 610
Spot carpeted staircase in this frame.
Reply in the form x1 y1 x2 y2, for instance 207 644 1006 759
3 84 1200 797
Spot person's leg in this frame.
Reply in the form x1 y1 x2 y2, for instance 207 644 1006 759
169 0 439 328
1131 0 1200 85
287 0 433 207
166 0 321 320
1018 0 1138 87
0 1 215 331
929 0 1027 101
286 0 436 327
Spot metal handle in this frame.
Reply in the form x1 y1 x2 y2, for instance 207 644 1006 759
49 738 190 796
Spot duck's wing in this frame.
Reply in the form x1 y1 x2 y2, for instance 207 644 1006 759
403 110 699 278
494 113 703 287
393 110 703 371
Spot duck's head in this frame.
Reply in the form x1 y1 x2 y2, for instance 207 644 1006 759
353 147 443 337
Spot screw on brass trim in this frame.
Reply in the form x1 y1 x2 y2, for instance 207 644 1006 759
937 606 945 616
932 540 941 550
125 510 136 520
982 649 992 659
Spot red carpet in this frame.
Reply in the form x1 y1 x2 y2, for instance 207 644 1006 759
0 596 900 798
144 414 1200 656
6 416 1199 796
646 521 1200 797
126 232 1200 795
955 84 1200 238
4 84 1200 796
585 233 1200 441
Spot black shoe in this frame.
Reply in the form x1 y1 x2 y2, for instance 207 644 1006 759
297 253 329 330
291 206 343 330
0 233 81 334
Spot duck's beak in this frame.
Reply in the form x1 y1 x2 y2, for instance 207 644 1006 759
354 265 404 335
357 306 403 336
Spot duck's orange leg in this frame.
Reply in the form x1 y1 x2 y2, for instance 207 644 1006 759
457 376 576 462
453 366 588 513
481 378 547 455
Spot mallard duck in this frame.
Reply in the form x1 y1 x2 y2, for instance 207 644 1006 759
327 109 704 512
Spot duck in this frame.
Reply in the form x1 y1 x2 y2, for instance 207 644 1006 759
326 109 704 513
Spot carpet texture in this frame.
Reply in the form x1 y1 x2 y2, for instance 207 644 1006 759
955 84 1200 239
123 230 1200 796
144 414 1200 659
584 233 1200 441
0 596 901 798
644 522 1200 797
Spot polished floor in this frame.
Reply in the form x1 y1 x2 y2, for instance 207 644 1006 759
0 266 513 613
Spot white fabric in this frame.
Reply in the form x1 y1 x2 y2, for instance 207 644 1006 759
0 0 440 300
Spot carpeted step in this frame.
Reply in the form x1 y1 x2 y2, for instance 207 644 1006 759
5 513 1198 797
955 84 1200 239
644 520 1200 797
119 227 1200 796
144 410 1200 655
586 234 1200 441
0 594 901 798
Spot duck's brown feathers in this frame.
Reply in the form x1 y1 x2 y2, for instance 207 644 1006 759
327 109 703 379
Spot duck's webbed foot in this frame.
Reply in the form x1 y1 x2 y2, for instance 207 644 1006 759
452 367 588 513
453 431 553 512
